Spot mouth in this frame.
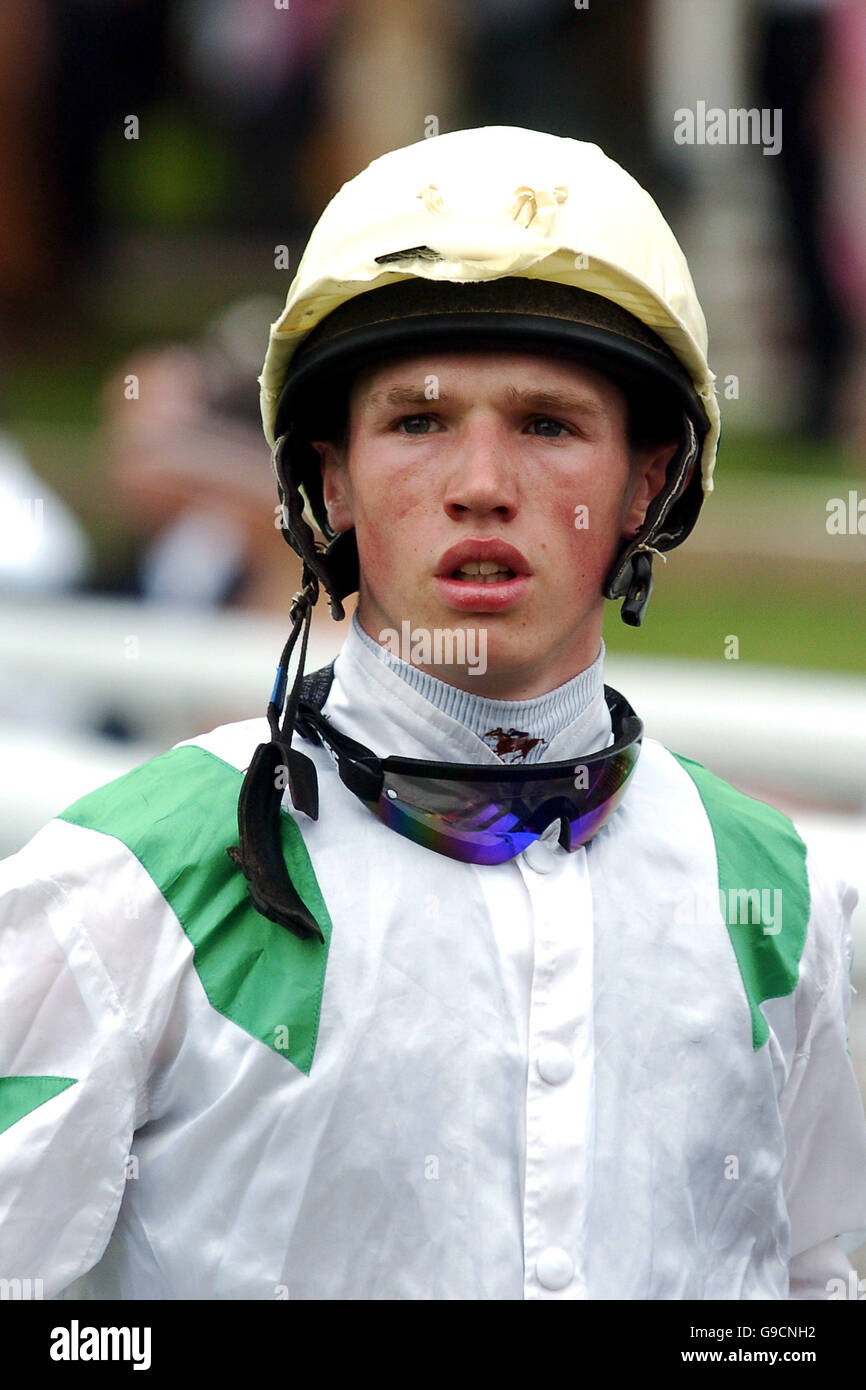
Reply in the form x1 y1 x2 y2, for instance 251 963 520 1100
435 539 531 581
449 560 517 584
434 540 532 612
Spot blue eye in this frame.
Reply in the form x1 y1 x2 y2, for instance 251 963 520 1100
397 414 436 434
528 418 570 437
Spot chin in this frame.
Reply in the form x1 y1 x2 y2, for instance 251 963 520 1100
463 640 539 692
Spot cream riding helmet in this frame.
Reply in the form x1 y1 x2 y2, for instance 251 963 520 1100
229 127 720 937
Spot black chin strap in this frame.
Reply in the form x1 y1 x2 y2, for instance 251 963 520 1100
227 573 331 941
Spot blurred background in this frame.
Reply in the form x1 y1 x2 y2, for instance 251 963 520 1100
1 0 865 1272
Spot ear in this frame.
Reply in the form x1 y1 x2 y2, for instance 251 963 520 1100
621 440 679 539
312 440 354 534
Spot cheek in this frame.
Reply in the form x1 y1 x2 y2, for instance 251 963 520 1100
348 457 430 582
354 527 401 597
556 459 631 565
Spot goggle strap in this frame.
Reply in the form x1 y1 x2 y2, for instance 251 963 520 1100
227 740 324 942
228 571 324 939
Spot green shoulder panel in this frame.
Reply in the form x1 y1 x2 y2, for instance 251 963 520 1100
0 1076 77 1138
60 746 331 1076
671 752 810 1050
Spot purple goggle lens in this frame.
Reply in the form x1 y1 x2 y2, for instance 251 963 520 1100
298 686 642 866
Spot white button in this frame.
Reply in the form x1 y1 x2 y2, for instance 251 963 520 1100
536 1247 574 1290
536 1043 574 1085
522 838 557 873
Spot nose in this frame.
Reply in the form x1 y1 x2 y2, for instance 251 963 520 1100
442 413 519 523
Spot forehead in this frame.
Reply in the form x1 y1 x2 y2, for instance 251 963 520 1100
348 349 628 418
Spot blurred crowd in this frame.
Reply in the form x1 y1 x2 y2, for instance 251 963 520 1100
2 0 866 622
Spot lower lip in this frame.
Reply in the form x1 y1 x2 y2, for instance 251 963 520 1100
433 574 531 612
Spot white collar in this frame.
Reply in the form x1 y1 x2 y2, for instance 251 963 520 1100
322 618 613 765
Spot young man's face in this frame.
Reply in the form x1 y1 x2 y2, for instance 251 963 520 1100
315 349 675 699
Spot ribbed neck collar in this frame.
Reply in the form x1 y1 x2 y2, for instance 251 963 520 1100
350 613 606 764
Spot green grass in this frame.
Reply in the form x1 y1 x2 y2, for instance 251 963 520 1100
606 560 866 674
713 431 861 480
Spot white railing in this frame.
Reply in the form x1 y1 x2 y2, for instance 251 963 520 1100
2 596 864 974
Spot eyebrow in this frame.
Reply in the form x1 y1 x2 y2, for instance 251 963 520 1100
361 385 434 412
503 386 606 418
359 383 607 416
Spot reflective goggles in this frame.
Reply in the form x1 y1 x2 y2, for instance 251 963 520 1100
296 686 642 866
